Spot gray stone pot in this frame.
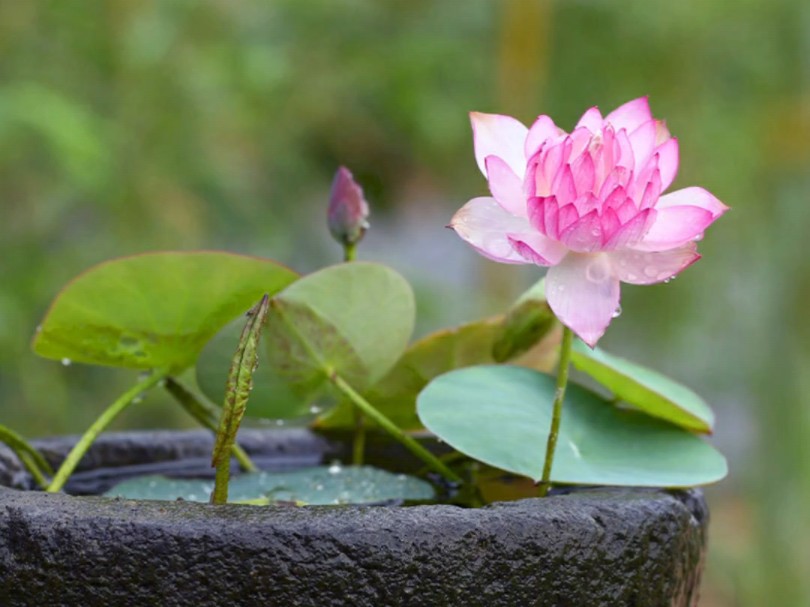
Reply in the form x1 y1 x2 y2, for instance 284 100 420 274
0 429 708 606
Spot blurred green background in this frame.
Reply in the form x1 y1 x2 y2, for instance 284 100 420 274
0 1 807 604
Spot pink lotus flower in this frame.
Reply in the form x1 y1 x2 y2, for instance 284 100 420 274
450 97 728 347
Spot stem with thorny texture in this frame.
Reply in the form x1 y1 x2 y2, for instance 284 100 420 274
329 370 462 484
47 369 169 493
164 378 257 473
210 294 270 505
537 326 573 498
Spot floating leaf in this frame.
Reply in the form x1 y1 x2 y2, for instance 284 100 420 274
105 465 435 505
317 316 561 431
417 365 727 487
570 340 714 433
32 251 297 373
197 262 415 419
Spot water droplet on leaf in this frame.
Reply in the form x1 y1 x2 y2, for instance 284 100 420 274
61 358 72 366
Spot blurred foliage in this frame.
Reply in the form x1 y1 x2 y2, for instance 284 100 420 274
0 1 807 604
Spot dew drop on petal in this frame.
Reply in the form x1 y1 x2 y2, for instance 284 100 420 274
612 306 622 318
627 273 638 281
328 461 342 475
643 265 658 278
585 256 610 283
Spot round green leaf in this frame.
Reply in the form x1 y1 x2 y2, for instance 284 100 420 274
32 251 298 373
197 262 415 418
570 340 714 433
317 316 560 431
417 365 727 487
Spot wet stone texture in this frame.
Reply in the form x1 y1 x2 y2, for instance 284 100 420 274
0 430 708 606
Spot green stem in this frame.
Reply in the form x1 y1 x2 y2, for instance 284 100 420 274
537 326 573 498
164 378 257 473
47 369 168 493
329 371 462 484
343 242 357 262
0 423 53 489
352 408 366 466
342 240 367 464
20 452 50 489
212 455 232 505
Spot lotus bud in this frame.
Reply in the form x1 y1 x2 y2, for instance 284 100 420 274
327 166 370 248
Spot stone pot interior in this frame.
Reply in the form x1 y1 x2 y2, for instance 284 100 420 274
8 428 454 496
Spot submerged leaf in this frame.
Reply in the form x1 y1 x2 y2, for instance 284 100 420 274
105 466 435 505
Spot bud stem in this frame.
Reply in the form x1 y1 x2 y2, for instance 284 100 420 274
342 239 367 465
343 242 357 263
537 325 573 497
